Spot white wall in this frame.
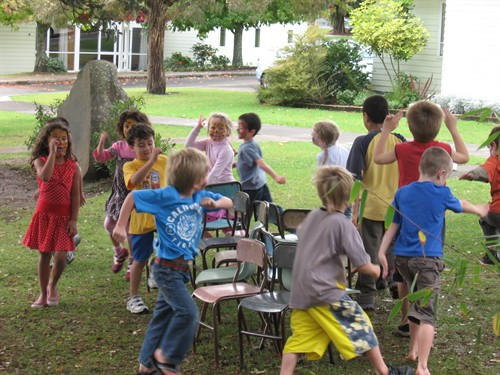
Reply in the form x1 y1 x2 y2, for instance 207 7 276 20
371 0 444 94
441 0 500 101
0 23 36 74
164 22 308 66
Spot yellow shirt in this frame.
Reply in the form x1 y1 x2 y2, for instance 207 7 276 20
123 155 168 234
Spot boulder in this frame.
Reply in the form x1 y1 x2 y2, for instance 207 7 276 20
58 60 128 179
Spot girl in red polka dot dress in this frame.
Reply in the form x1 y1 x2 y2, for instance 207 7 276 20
23 118 81 308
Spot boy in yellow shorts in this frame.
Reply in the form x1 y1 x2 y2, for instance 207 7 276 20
280 166 412 375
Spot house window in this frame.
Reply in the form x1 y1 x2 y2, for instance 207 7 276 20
220 28 226 47
287 30 293 43
255 28 260 48
439 2 446 56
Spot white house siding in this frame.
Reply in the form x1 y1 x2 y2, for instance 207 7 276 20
441 0 500 101
0 23 36 74
164 23 308 66
371 0 443 94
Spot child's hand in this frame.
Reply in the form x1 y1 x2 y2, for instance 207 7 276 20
477 204 489 218
459 172 473 180
275 176 286 184
80 192 86 207
49 138 59 155
99 131 108 143
150 148 162 163
197 115 206 129
443 108 458 131
382 111 404 133
112 226 127 244
67 220 78 238
378 251 389 279
200 197 217 209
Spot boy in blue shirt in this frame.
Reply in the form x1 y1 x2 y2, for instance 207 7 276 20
236 112 286 207
378 147 487 375
113 148 233 375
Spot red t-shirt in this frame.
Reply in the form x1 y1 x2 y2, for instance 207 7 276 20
394 141 452 187
481 155 500 213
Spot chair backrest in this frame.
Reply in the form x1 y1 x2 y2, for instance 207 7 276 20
205 181 242 199
268 202 285 238
253 200 269 226
235 238 268 290
272 242 297 291
232 191 251 236
281 209 311 232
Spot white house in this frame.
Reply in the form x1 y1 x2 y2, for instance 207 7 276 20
371 0 500 103
0 21 307 74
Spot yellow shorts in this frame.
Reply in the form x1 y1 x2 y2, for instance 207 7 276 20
283 296 378 361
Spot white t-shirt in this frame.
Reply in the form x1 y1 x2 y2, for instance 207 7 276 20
316 143 351 168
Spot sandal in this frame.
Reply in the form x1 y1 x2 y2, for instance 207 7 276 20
47 287 59 306
31 296 47 308
149 356 179 374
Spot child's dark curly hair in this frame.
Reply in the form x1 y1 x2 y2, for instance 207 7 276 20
116 110 151 138
29 117 76 168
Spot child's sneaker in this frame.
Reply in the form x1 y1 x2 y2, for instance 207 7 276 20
125 258 133 282
387 364 414 374
396 323 410 337
148 269 158 289
481 249 500 265
111 248 129 273
126 295 149 314
66 251 75 265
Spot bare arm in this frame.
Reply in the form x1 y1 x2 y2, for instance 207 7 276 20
200 196 233 210
185 115 205 149
460 200 488 217
373 111 403 165
378 222 399 278
459 167 489 183
112 193 135 243
255 159 286 184
357 262 381 280
67 166 81 237
444 108 469 164
351 196 360 229
95 131 108 156
128 148 162 187
34 138 58 181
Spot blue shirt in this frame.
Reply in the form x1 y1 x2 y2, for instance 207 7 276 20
237 139 266 190
393 181 462 258
133 186 223 260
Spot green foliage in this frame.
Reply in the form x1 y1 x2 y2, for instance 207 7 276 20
257 28 328 106
191 42 218 66
321 39 370 99
384 73 423 109
25 98 66 150
350 0 429 89
336 90 358 105
164 52 195 71
43 55 67 73
163 45 231 72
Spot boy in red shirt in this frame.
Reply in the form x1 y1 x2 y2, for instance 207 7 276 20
460 125 500 264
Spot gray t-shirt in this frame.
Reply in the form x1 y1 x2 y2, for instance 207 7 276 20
237 139 266 190
289 209 371 310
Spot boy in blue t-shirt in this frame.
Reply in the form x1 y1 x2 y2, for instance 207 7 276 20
378 147 487 375
113 148 233 375
236 112 286 207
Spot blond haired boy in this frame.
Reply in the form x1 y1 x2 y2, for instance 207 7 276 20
280 165 413 375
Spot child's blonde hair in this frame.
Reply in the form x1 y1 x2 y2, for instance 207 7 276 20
419 146 453 177
407 101 444 143
207 113 232 137
168 148 209 194
314 165 353 213
314 121 340 165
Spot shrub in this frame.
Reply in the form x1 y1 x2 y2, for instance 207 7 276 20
164 52 195 71
336 90 357 105
44 56 67 73
434 95 500 115
384 73 423 109
258 28 328 106
321 39 370 100
210 54 230 68
191 42 218 67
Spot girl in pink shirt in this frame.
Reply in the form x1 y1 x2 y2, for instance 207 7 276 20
93 110 150 277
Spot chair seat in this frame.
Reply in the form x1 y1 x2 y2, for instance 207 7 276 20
273 234 298 242
195 266 238 285
193 283 262 304
239 291 290 314
199 236 245 250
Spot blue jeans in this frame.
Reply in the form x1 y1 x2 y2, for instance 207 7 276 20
138 263 199 367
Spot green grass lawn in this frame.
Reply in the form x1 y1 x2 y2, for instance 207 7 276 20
10 88 495 145
0 139 498 374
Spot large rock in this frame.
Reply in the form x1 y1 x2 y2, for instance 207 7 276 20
58 60 128 179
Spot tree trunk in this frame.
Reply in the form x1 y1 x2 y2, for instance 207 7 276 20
34 22 50 72
147 0 167 94
232 24 243 67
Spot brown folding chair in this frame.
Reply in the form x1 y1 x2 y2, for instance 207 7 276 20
192 238 268 365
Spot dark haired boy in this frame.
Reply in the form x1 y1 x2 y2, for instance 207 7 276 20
236 112 286 207
123 124 168 314
379 147 487 375
346 95 406 310
460 125 500 264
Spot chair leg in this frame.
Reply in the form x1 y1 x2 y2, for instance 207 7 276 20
212 302 220 366
327 342 335 365
238 305 245 369
196 302 208 341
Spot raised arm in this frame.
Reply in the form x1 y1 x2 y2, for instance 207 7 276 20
127 148 162 188
185 115 207 150
34 138 58 181
255 159 286 184
444 108 469 164
373 111 403 165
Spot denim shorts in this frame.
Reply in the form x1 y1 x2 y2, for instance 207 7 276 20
130 231 155 262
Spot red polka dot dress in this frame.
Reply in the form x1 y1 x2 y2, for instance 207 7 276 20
23 157 77 252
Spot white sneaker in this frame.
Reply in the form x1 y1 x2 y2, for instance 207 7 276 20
66 251 75 265
126 295 149 314
148 269 158 289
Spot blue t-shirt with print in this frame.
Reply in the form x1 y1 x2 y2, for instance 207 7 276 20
237 139 266 190
393 181 462 258
132 186 223 260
